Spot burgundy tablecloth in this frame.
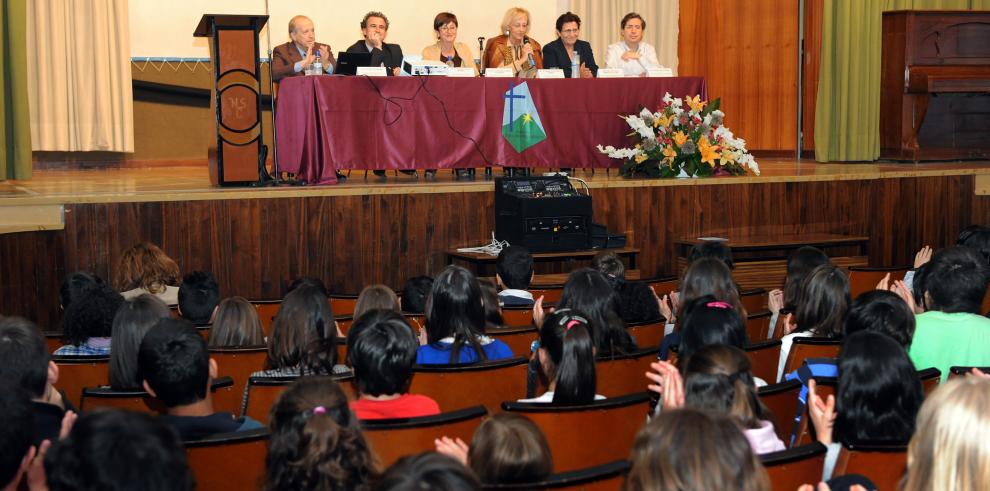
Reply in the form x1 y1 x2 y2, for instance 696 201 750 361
275 76 707 184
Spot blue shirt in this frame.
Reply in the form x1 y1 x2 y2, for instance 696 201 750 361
416 339 514 364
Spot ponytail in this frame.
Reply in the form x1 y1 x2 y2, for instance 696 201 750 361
540 310 597 404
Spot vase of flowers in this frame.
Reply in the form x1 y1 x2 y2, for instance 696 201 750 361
597 93 760 178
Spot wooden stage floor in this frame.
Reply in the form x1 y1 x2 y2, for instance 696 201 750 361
3 158 990 206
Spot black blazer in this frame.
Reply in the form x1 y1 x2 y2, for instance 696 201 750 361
346 40 404 75
541 38 598 78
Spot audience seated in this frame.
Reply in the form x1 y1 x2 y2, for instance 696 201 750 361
688 240 735 270
138 318 262 440
286 276 329 297
539 268 636 356
253 285 347 378
658 257 744 360
375 452 481 491
767 246 831 336
808 331 923 480
265 377 379 490
496 245 535 307
207 296 265 348
353 284 401 320
417 266 513 364
115 242 181 305
665 295 749 368
478 278 507 329
908 246 990 381
900 376 990 491
647 345 785 454
777 264 849 381
784 290 917 444
400 275 433 314
593 251 661 324
520 309 603 403
54 283 124 356
43 409 194 491
435 413 552 485
0 317 74 446
347 309 440 419
109 294 171 389
625 408 770 491
177 271 220 325
58 271 103 319
0 380 34 491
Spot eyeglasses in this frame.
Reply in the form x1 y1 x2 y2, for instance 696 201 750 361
560 29 579 34
439 25 457 32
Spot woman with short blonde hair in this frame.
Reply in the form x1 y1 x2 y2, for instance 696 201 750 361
901 376 990 491
483 7 543 77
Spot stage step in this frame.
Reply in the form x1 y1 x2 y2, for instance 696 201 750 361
0 204 64 234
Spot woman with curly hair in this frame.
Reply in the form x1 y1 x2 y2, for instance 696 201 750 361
54 283 124 356
264 378 379 491
116 242 181 305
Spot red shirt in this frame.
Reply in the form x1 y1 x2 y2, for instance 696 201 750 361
349 394 441 420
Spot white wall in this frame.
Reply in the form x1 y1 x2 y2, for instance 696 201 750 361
130 0 565 60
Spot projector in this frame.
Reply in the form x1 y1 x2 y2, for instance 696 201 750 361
402 59 449 76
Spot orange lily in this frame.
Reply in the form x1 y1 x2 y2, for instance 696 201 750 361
698 135 720 165
685 95 706 113
673 131 688 146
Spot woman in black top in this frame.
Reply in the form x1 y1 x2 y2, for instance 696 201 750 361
541 12 598 78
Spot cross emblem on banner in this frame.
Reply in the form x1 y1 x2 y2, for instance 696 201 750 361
503 82 525 131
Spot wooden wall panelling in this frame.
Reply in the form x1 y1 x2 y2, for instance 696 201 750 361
0 230 66 329
678 0 800 151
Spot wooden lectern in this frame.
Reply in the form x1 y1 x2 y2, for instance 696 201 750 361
194 14 270 186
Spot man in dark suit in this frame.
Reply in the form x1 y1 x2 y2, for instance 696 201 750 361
346 11 404 77
271 15 335 81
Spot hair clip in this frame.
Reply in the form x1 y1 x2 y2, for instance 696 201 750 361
312 406 327 415
565 319 582 330
706 301 732 309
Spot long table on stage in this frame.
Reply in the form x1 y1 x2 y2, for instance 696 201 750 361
274 76 707 184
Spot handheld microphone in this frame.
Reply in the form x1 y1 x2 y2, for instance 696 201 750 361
523 36 535 67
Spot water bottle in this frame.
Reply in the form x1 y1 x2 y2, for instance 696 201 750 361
571 52 580 79
312 51 323 75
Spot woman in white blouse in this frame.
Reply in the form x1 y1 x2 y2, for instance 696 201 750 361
605 12 661 77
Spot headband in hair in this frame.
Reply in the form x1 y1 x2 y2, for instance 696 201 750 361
706 301 732 309
553 309 589 329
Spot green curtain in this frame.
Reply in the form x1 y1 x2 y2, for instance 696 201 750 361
814 0 990 162
0 0 30 180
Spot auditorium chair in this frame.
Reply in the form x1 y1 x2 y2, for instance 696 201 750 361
336 315 354 335
43 331 62 353
243 373 356 424
80 376 235 414
329 294 360 316
409 357 529 413
485 325 538 357
195 325 211 341
362 405 488 467
501 307 535 327
770 309 791 339
595 348 658 398
53 354 110 408
918 367 941 396
404 313 425 330
949 365 990 381
482 459 630 490
185 427 269 490
626 320 666 348
209 346 268 405
831 441 908 491
847 266 909 299
781 337 842 382
746 310 773 341
739 288 767 313
746 339 783 383
336 338 347 365
761 442 828 491
757 379 802 443
501 392 651 472
528 286 563 304
982 289 990 315
250 300 280 337
646 276 679 298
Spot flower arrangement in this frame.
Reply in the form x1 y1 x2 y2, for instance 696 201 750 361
597 93 759 178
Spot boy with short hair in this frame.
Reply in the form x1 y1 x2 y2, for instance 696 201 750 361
177 271 220 325
139 318 261 440
495 245 535 306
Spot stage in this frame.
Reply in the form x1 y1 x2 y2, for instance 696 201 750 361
3 158 990 329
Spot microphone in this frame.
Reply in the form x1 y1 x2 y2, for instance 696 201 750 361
523 36 535 67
